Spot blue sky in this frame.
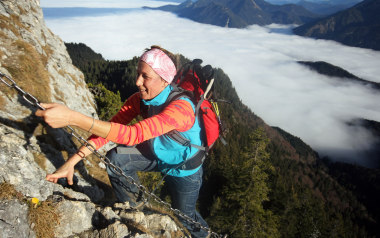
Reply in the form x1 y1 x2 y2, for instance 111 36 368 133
40 0 380 166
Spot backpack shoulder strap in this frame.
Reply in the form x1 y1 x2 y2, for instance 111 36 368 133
164 86 207 151
166 85 192 104
167 130 207 151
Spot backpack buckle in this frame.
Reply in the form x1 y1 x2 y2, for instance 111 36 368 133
182 140 191 147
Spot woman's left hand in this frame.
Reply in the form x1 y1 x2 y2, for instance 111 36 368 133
35 103 74 128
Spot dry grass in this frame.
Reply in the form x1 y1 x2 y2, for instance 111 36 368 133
69 72 85 88
28 200 60 238
53 84 66 102
0 30 7 39
0 15 21 37
2 40 51 104
57 68 65 77
41 44 53 65
17 6 28 17
1 12 52 104
0 182 24 201
0 44 5 58
32 152 47 172
0 95 6 111
86 154 112 185
31 123 44 138
61 150 69 160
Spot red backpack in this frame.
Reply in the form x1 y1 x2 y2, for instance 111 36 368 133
166 59 227 161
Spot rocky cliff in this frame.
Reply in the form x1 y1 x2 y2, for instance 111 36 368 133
0 0 183 237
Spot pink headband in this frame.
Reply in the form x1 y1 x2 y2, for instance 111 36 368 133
140 48 176 84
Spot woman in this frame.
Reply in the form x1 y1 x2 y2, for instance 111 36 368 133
36 46 209 238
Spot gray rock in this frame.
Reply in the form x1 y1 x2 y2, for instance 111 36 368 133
0 199 35 238
54 200 96 237
98 221 131 238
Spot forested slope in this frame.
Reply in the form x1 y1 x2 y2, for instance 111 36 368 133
65 42 379 237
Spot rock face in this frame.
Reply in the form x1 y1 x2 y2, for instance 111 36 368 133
0 0 96 117
0 1 183 237
0 199 33 238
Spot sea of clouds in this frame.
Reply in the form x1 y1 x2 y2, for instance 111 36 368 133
40 0 380 167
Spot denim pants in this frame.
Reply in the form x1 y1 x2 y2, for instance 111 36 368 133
106 145 210 238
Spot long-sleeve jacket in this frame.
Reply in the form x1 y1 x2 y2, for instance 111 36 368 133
89 85 202 177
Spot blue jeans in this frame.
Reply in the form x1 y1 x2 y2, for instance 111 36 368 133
106 145 209 238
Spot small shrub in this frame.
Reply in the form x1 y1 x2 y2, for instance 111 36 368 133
89 83 123 121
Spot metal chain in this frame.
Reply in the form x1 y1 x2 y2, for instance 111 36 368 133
0 72 226 238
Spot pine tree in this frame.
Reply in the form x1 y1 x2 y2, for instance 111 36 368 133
208 128 280 237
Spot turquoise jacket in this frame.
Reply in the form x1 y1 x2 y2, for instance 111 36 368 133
142 85 202 177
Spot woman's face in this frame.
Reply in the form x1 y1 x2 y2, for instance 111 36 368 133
136 61 168 100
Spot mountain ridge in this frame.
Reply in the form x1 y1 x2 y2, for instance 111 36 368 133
296 0 361 16
145 0 320 28
293 0 380 51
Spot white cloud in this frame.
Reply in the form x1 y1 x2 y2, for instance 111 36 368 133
40 0 177 8
42 7 380 166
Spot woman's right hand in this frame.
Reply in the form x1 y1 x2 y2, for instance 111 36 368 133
35 103 75 128
46 160 76 185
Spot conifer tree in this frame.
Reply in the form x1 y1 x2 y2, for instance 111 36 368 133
208 128 279 238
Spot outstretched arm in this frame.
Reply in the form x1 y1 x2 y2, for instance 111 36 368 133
35 103 111 138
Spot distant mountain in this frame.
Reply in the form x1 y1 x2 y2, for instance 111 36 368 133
298 61 380 90
266 0 362 6
263 0 362 16
144 0 320 28
151 0 184 2
293 0 380 51
296 0 360 16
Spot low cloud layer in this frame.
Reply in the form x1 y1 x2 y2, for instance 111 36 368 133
40 0 177 8
40 0 380 167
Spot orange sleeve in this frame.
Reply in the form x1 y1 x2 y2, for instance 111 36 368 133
88 93 141 149
105 99 195 146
